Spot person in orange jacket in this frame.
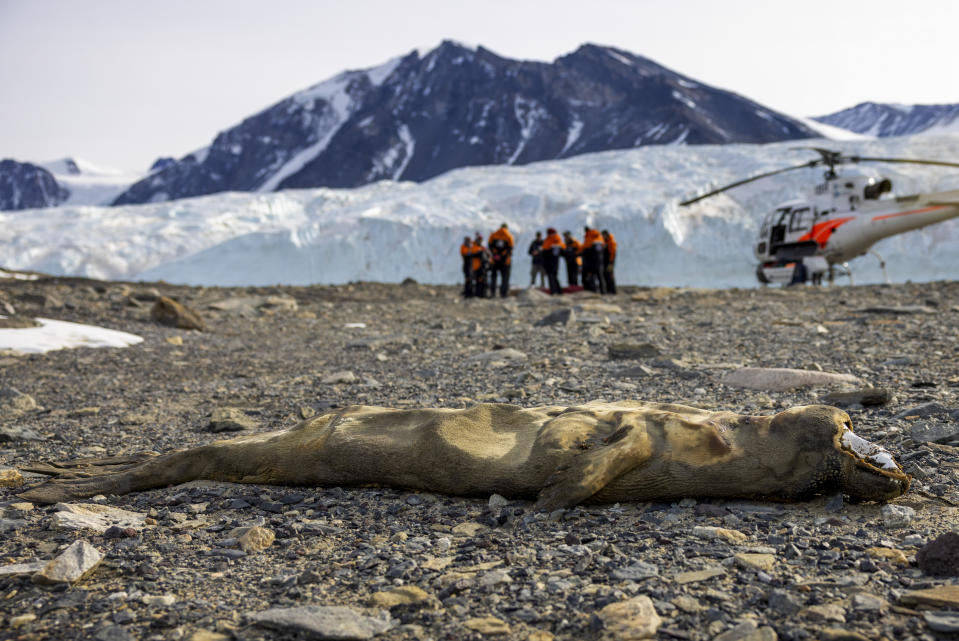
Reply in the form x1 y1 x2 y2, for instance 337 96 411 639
580 226 606 293
460 236 474 297
470 233 491 298
487 223 515 298
562 230 581 288
540 227 566 295
601 229 617 295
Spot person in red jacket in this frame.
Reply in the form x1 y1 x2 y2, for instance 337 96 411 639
562 230 581 287
540 228 566 295
601 229 617 295
470 233 491 298
487 223 515 298
580 226 606 293
460 236 474 298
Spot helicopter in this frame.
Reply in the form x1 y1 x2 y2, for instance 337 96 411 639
680 148 959 285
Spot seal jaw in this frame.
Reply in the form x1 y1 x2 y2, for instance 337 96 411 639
835 420 910 501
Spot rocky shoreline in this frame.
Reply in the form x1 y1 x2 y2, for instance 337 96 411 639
1 276 958 641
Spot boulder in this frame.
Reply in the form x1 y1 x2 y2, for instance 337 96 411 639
722 367 859 392
151 296 205 331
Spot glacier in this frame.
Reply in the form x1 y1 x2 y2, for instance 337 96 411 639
3 135 959 289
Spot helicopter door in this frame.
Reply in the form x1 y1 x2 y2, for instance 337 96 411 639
769 207 790 245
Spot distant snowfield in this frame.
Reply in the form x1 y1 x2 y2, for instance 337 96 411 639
0 317 143 354
5 135 959 289
41 157 147 207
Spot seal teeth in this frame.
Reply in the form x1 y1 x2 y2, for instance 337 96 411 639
840 428 898 472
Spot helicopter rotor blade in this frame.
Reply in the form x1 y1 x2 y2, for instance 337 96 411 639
679 160 820 206
847 156 959 170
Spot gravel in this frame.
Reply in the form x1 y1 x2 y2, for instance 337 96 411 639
1 276 959 640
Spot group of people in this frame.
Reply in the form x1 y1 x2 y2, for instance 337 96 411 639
460 224 617 298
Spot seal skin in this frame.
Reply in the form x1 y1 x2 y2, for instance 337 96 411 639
17 402 910 508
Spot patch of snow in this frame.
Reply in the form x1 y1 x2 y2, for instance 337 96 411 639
366 56 402 86
508 97 547 165
677 79 699 89
606 50 634 66
0 316 143 353
561 117 583 155
794 116 873 141
672 90 697 111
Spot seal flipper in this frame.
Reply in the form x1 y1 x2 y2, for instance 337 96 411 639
533 424 653 511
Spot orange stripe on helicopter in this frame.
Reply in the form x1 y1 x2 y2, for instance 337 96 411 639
871 205 948 222
798 217 854 248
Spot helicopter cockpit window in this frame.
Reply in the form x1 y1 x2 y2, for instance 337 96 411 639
788 207 810 232
864 178 892 200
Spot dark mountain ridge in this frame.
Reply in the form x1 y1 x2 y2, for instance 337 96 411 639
111 41 818 206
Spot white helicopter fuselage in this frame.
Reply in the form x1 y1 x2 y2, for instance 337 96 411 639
754 173 959 282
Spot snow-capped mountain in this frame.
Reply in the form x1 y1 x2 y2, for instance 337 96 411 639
39 157 147 207
0 160 69 210
4 134 959 289
814 102 959 137
0 157 146 211
112 41 818 206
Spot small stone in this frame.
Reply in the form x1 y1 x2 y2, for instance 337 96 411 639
692 526 748 544
250 605 393 639
612 561 659 581
924 611 959 634
10 613 37 628
141 594 176 607
894 402 952 419
917 532 959 577
534 308 576 327
597 595 661 639
766 589 803 616
209 408 258 432
851 592 886 612
322 371 358 385
0 561 47 578
721 367 859 392
900 585 959 609
0 388 40 415
908 422 959 444
714 620 777 641
818 629 871 641
151 296 204 330
488 494 509 508
0 467 24 487
235 526 275 552
734 553 776 572
880 504 915 528
371 586 433 608
865 546 909 566
673 566 725 584
801 603 846 623
464 617 511 635
479 569 512 587
466 348 527 363
33 540 104 585
671 595 704 614
188 631 230 641
51 503 146 533
166 335 184 346
451 522 487 537
607 343 661 360
822 388 892 407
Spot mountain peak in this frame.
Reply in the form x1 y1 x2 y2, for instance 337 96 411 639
107 41 817 206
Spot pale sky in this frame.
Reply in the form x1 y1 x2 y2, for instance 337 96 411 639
1 0 957 171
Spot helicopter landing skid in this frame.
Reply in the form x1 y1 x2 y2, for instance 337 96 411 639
869 250 890 284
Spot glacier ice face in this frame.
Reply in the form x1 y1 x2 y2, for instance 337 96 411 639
2 135 959 288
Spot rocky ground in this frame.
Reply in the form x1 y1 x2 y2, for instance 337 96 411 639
1 275 958 641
